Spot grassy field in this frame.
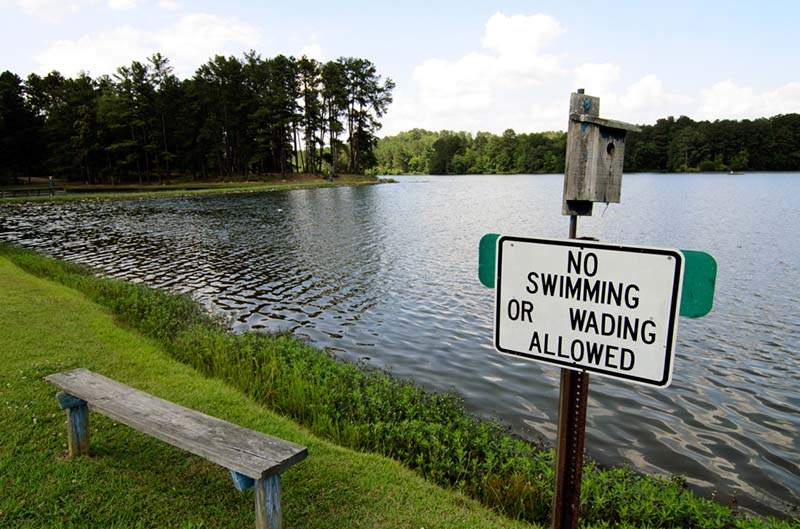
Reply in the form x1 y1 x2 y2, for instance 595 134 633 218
0 255 531 529
0 174 388 204
1 244 795 528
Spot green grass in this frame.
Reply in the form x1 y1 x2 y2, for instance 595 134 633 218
0 255 530 529
0 175 387 204
0 244 796 529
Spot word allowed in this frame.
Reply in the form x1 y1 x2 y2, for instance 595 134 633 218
494 237 683 387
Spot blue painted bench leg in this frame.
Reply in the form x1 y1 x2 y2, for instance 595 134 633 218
255 475 281 529
229 470 255 491
229 471 281 529
56 392 89 457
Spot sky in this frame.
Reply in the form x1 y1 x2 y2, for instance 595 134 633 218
1 0 799 135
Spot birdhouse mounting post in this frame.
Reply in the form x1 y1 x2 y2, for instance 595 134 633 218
551 89 640 529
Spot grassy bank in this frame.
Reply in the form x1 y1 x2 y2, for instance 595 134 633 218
0 174 388 204
1 244 795 529
0 254 528 529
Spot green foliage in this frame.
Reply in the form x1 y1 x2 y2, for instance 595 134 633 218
0 71 42 183
0 255 528 529
375 128 567 175
376 113 800 175
1 244 794 529
730 149 749 171
698 159 717 172
0 176 381 204
626 114 800 172
0 53 393 184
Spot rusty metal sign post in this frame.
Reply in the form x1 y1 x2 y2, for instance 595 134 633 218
550 215 590 529
479 89 716 529
551 89 641 529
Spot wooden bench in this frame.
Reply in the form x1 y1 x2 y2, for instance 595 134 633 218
45 368 307 529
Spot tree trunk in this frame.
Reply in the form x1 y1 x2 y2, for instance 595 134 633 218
131 124 142 185
293 126 300 173
161 110 169 184
329 109 336 180
318 122 326 174
347 102 354 173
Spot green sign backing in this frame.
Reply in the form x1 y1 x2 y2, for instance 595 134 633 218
677 250 717 318
478 233 501 290
478 233 716 318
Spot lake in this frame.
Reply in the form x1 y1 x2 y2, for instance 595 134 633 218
1 173 797 516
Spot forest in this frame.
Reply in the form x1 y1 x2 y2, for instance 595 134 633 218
4 52 800 184
375 113 800 175
0 53 394 185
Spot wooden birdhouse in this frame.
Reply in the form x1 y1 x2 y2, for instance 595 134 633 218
562 90 641 216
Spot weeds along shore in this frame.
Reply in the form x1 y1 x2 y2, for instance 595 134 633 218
2 243 794 529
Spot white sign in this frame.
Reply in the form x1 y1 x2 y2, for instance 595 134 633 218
494 236 683 387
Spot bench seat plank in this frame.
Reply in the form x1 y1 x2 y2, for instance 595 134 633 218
45 368 307 479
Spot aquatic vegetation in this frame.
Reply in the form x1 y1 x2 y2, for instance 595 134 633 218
2 243 794 528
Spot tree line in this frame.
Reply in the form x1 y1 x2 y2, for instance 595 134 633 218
375 129 566 175
376 113 800 175
0 53 394 185
624 114 800 172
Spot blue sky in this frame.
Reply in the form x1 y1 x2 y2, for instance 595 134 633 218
1 0 798 134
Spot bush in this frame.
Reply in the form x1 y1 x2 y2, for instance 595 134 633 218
2 243 794 529
698 159 717 172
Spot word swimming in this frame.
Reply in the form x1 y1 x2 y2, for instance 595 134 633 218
526 272 641 309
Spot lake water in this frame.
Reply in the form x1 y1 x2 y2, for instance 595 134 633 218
1 173 798 517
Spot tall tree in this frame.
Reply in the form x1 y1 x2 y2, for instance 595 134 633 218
321 60 348 178
297 57 323 174
0 71 41 183
342 58 394 174
148 53 179 182
3 52 397 184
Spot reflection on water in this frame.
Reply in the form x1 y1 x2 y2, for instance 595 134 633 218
1 173 798 516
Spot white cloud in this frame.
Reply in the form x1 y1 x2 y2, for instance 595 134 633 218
12 0 99 21
7 0 173 19
529 101 566 132
600 74 693 124
299 43 324 61
108 0 136 9
384 11 800 135
155 0 179 10
699 80 800 120
481 12 563 58
621 75 691 109
36 26 150 75
384 11 566 133
383 11 800 135
34 12 263 78
573 62 620 96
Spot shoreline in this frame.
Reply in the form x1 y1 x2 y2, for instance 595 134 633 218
377 170 792 176
0 252 523 529
0 243 793 528
0 175 392 204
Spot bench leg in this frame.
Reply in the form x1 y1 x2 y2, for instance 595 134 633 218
255 475 281 529
230 470 255 491
56 392 89 457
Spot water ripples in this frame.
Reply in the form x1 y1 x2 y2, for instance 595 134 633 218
0 173 798 517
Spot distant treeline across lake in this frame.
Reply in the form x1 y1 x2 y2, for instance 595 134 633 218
375 113 800 175
0 52 394 185
3 54 799 185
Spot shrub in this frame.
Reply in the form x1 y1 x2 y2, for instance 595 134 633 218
2 243 794 529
